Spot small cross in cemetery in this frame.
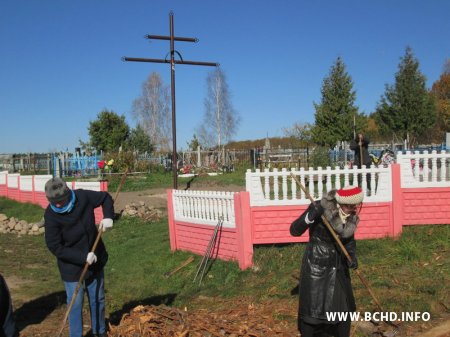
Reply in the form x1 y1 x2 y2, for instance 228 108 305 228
123 11 219 189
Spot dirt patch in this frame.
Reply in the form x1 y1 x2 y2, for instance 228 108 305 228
113 183 245 215
114 188 168 214
4 275 31 291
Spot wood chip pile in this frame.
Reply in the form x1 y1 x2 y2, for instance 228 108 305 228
108 302 298 337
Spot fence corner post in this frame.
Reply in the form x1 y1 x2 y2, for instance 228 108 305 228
167 189 177 251
17 174 21 202
391 163 403 238
234 191 253 270
32 175 36 204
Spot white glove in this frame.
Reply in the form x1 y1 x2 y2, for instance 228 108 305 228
99 218 113 232
86 252 97 265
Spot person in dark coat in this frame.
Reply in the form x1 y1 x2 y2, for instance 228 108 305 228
290 186 363 337
44 177 114 337
0 274 17 337
350 133 372 190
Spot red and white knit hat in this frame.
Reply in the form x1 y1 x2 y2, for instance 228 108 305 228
335 186 364 205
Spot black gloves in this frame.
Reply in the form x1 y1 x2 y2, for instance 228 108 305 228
306 202 324 223
290 202 323 236
345 239 358 269
348 259 358 269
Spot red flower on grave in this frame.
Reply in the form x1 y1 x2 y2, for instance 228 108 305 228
97 160 106 169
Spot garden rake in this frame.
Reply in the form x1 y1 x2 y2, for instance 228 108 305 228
56 168 129 337
193 216 223 285
290 173 400 335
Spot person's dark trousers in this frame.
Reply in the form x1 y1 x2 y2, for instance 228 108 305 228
0 275 18 337
299 319 351 337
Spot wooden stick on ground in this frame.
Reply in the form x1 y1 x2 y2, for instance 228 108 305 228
164 256 194 278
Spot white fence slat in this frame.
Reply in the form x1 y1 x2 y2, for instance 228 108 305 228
20 176 33 191
317 167 323 199
397 150 450 188
173 190 236 228
282 168 288 201
273 168 279 201
7 174 19 188
326 166 332 192
0 171 8 185
290 167 297 201
300 168 306 199
74 181 101 191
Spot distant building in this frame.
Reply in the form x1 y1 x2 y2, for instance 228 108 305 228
0 154 13 171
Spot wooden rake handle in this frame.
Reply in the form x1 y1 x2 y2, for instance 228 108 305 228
290 173 385 313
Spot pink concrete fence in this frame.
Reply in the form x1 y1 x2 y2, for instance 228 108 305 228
0 171 108 223
167 156 450 270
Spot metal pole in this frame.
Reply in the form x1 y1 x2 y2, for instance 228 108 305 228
170 12 178 189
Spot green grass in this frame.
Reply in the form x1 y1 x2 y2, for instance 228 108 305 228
0 197 44 222
0 197 449 328
106 168 247 192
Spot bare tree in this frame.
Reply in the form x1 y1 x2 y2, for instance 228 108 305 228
283 122 313 148
132 72 171 152
199 68 240 150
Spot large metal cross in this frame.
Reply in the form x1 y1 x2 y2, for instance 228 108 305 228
123 11 218 189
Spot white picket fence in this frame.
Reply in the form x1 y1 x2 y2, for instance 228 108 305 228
245 150 450 206
0 172 54 191
397 151 450 188
172 190 237 228
246 165 392 206
171 151 450 224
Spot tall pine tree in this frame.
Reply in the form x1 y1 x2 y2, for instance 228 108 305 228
312 57 364 148
373 47 436 147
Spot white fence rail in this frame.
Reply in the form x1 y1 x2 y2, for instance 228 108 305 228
397 151 450 188
246 165 392 206
34 175 53 191
172 190 237 228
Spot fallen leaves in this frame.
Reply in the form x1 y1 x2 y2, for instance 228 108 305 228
107 301 298 337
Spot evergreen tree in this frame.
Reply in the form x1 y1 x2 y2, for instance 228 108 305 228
187 134 201 151
127 124 154 153
312 57 364 148
373 47 436 147
88 109 130 152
